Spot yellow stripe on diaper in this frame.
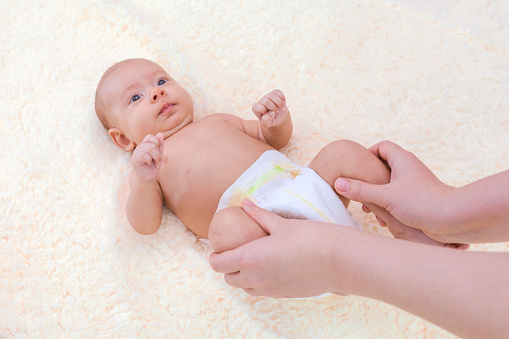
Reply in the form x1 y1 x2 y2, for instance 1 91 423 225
282 188 333 223
247 165 285 194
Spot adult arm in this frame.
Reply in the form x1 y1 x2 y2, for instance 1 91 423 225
209 202 509 339
335 140 509 244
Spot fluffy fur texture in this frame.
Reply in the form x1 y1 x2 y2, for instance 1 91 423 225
1 0 508 337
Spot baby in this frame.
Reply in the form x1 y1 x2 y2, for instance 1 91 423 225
95 58 390 253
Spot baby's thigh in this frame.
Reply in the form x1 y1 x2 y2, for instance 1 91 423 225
309 139 389 187
208 206 268 253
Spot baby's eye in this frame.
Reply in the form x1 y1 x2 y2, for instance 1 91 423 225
130 94 141 103
157 79 167 86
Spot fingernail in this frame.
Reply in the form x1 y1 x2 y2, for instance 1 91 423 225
242 199 255 207
335 178 350 192
282 105 287 111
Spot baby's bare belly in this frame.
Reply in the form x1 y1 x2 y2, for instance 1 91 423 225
157 116 274 237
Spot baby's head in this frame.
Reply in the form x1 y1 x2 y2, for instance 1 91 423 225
95 58 194 151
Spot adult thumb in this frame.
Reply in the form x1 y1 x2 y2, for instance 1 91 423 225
241 199 281 235
335 178 388 209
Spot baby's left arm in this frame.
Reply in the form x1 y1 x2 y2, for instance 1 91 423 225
216 89 293 149
251 89 293 149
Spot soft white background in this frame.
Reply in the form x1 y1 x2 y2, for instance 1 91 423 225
1 0 508 337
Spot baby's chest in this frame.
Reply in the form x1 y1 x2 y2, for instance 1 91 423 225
155 149 237 209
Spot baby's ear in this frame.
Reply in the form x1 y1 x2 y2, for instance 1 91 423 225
108 128 135 151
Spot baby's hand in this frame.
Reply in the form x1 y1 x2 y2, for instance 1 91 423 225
252 89 288 127
131 133 164 183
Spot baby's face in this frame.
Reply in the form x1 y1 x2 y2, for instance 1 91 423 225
101 59 194 147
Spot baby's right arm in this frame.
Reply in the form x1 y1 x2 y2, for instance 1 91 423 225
126 133 164 235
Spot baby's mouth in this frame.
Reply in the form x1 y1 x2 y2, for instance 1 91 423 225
159 103 175 115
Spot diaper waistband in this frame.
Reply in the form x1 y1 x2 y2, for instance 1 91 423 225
217 150 303 209
244 150 302 195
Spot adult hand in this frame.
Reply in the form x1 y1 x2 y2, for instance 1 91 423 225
209 200 348 298
335 140 466 246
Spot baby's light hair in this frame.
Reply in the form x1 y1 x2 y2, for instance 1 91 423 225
94 59 137 129
95 58 168 130
94 87 111 130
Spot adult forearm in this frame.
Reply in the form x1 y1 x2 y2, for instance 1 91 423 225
127 179 163 235
437 170 509 243
328 228 509 338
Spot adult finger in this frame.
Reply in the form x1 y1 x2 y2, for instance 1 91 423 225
363 202 400 230
335 178 389 209
241 199 283 235
223 272 253 289
368 140 395 160
209 251 240 274
369 140 411 170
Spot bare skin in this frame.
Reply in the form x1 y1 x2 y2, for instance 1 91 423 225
209 143 509 338
95 59 288 238
95 58 457 252
152 114 275 238
336 141 509 244
209 202 509 339
209 139 391 253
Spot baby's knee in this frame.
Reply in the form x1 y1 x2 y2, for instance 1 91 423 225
311 139 390 187
208 206 268 253
208 207 239 244
311 140 367 180
321 139 367 159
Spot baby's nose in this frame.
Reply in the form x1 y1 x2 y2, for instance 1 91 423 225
150 87 167 103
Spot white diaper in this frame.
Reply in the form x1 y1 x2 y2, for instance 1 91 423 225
215 150 361 230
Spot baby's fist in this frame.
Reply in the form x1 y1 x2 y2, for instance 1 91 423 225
131 133 165 183
252 89 288 127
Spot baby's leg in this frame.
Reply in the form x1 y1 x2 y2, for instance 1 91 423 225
208 206 268 253
309 139 467 248
209 141 388 254
308 139 390 207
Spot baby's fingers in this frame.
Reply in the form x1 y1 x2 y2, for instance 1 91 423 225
259 94 284 113
146 146 163 167
132 151 153 167
270 89 286 105
252 89 287 121
252 102 268 120
260 112 274 127
265 89 287 111
133 143 163 167
142 134 161 147
155 133 165 155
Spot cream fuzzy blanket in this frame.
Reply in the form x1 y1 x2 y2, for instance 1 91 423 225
1 0 508 337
